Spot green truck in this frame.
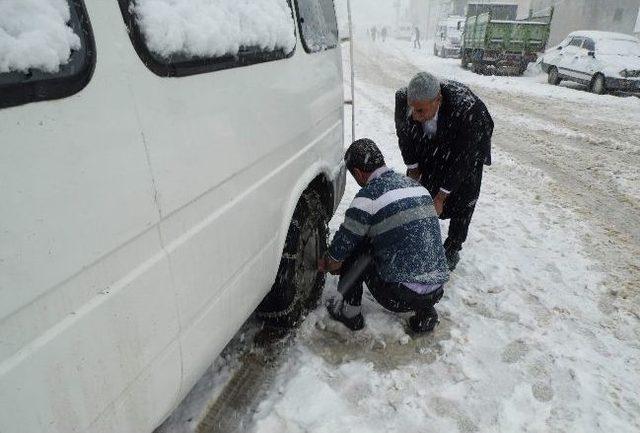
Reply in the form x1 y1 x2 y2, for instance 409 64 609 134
462 5 554 75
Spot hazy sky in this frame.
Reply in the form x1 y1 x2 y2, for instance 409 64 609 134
335 0 405 27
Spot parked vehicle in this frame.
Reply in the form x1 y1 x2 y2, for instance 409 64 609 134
434 16 466 58
465 1 518 21
0 1 345 432
462 6 554 75
394 24 414 41
540 31 640 94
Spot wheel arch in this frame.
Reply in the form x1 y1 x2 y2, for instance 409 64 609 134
275 162 339 265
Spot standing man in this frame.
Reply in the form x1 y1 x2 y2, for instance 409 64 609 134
395 72 493 270
318 139 449 334
413 26 421 49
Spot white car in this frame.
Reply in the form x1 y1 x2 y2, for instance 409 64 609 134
0 0 345 432
540 30 640 94
394 24 414 41
433 16 465 58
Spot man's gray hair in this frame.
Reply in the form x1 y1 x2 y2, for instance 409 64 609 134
407 72 441 102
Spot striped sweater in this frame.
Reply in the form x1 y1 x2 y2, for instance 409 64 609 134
329 167 449 286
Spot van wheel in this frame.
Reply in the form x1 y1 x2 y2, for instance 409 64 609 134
257 190 327 327
591 73 606 95
548 66 561 85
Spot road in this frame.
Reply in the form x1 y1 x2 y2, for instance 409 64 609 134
160 39 640 433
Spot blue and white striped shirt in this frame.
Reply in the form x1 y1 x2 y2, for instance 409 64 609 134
329 167 449 289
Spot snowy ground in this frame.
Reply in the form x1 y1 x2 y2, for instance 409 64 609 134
160 39 640 433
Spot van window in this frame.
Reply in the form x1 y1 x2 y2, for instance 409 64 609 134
0 0 95 109
118 0 297 77
294 0 339 53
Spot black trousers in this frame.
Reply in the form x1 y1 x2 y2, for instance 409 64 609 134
440 201 476 253
425 167 483 253
339 246 444 315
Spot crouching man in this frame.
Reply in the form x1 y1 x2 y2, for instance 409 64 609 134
318 139 449 334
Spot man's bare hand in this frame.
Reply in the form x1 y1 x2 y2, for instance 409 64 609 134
434 191 448 216
406 168 422 182
318 256 342 275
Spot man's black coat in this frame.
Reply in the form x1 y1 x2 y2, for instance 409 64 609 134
395 80 493 215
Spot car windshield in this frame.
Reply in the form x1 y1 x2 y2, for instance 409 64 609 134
447 27 462 38
597 39 640 56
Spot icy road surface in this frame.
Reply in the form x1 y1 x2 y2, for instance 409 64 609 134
161 40 640 433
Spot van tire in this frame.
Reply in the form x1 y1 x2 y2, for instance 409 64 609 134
591 73 606 95
257 190 327 327
548 66 561 85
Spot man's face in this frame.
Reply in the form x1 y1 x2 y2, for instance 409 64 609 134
409 94 441 123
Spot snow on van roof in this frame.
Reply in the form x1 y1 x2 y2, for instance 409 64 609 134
0 0 81 73
133 0 296 60
568 30 639 42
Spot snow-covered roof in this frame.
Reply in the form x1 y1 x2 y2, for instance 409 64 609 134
492 20 549 25
133 0 296 60
567 30 639 42
0 0 81 74
440 16 465 24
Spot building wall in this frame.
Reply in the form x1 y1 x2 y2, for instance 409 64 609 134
529 0 640 44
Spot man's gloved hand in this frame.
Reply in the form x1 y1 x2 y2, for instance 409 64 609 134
406 168 422 182
318 256 342 275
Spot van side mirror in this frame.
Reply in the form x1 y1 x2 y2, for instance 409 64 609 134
588 51 595 58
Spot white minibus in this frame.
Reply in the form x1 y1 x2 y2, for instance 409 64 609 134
0 0 345 431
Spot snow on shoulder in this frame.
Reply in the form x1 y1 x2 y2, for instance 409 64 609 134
0 0 81 73
133 0 297 60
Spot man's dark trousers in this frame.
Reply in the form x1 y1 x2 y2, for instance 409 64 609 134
339 244 444 317
428 164 482 254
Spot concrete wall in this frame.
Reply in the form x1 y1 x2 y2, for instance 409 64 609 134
529 0 640 45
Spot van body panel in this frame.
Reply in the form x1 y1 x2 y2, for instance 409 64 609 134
0 0 344 431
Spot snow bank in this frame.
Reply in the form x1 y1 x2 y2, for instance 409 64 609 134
133 0 296 60
0 0 80 73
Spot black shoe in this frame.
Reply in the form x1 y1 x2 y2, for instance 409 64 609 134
445 248 460 271
408 307 439 334
326 300 365 331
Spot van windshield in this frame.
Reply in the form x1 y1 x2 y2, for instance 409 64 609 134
597 39 640 56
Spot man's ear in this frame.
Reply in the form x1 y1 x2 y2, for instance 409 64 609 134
352 168 362 180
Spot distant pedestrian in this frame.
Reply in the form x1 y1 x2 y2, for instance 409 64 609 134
395 72 493 270
318 139 449 334
381 26 388 42
371 26 377 42
413 26 421 49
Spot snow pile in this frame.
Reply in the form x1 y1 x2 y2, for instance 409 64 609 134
133 0 296 60
0 0 80 73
